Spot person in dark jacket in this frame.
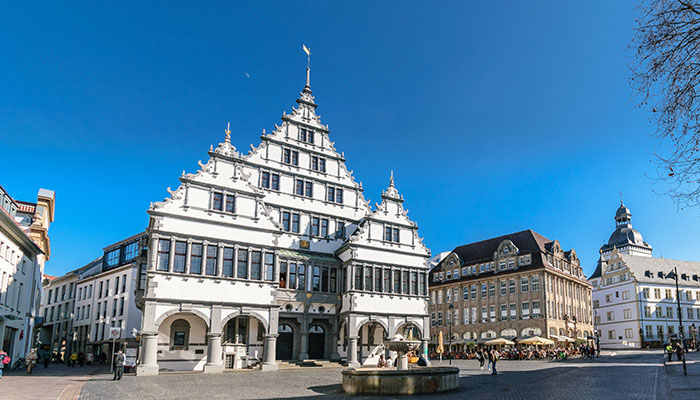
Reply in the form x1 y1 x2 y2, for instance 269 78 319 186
112 349 126 381
490 350 499 375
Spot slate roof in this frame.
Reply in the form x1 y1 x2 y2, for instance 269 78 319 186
619 254 700 285
449 229 551 266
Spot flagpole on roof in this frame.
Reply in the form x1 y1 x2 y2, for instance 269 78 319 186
303 44 311 87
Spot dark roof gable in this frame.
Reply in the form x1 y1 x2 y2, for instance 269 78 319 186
449 229 551 266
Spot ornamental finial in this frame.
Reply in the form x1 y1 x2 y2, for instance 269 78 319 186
390 170 395 187
225 122 231 143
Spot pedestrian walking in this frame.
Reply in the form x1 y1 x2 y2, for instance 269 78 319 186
676 343 684 362
78 352 85 367
70 352 78 367
43 353 50 368
112 349 126 381
665 343 673 362
99 351 107 365
486 349 492 371
26 348 38 374
0 349 10 378
476 351 484 370
490 350 499 375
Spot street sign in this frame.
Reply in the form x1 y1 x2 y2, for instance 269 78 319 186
124 348 137 367
109 327 122 339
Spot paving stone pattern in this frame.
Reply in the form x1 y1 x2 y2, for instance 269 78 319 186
80 351 667 400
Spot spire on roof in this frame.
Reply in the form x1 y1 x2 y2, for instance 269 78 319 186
381 170 403 202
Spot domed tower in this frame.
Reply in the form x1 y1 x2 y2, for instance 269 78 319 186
599 201 652 260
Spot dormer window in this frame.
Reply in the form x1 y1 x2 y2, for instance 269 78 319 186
260 171 280 191
311 156 326 172
299 128 314 144
283 148 299 166
503 247 509 255
212 192 235 213
327 186 343 204
384 226 400 243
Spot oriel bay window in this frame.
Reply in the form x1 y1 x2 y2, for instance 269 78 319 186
411 272 418 295
157 239 170 271
393 270 401 293
297 264 306 290
205 245 218 276
312 266 321 291
374 268 382 292
402 271 409 294
190 243 203 274
364 267 372 291
330 268 337 292
173 241 186 273
354 266 362 290
279 262 287 288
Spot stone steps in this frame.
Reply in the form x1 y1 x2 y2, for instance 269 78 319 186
277 360 344 369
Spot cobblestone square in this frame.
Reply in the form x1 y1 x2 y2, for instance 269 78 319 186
75 350 674 400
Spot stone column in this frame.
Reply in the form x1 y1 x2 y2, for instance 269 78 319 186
420 339 431 366
347 336 359 367
136 331 159 376
330 326 341 361
299 331 309 360
204 333 224 373
261 334 279 371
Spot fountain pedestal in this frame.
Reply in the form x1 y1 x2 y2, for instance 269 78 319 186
341 334 459 395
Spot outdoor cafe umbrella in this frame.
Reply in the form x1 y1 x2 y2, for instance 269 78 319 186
484 338 515 346
519 336 554 346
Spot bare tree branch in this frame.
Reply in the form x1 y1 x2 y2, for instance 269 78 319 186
631 0 700 209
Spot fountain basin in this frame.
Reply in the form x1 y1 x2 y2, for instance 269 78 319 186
342 366 459 395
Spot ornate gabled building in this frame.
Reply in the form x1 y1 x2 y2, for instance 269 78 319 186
429 230 593 351
136 67 431 375
590 201 700 349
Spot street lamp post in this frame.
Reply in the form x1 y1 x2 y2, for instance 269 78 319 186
448 304 454 365
667 267 687 376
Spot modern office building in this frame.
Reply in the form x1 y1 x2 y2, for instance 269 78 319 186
429 230 593 351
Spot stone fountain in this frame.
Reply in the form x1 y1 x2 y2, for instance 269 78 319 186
384 333 421 370
342 334 459 395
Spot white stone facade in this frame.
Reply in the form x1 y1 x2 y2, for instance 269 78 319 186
137 71 431 375
591 202 700 349
0 186 53 363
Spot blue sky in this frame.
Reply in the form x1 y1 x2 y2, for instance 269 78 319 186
1 1 698 276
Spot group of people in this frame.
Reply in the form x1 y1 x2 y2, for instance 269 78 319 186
665 342 686 362
432 343 599 362
376 352 429 368
0 347 125 381
475 349 500 375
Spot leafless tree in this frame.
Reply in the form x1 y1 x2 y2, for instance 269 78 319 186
631 0 700 208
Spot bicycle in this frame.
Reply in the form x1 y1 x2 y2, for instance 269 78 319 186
11 358 26 370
